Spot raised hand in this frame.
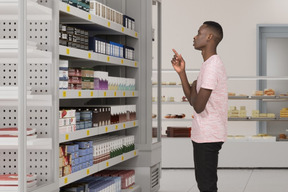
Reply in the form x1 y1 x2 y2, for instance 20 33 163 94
171 49 185 74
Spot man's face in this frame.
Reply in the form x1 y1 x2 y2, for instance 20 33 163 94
193 25 210 50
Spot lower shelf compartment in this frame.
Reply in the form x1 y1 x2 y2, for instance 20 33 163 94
59 149 139 187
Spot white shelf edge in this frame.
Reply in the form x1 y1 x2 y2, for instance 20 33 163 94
0 138 52 150
121 185 141 192
59 45 138 68
59 149 139 187
152 102 189 105
59 1 139 39
59 90 138 99
59 120 139 143
153 118 193 122
0 1 52 20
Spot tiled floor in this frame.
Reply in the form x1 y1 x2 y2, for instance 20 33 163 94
158 169 288 192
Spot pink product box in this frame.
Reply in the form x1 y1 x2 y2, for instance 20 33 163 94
59 117 77 127
68 68 82 77
68 76 82 84
68 83 82 90
61 110 76 118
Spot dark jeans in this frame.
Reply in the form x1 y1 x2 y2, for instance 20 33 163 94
192 141 223 192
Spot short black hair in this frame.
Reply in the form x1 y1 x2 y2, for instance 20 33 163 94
203 21 223 44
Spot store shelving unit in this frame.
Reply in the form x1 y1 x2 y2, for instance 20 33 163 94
0 0 59 191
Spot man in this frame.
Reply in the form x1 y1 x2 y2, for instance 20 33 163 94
171 21 228 192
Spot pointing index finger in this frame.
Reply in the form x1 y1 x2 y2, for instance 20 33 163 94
172 49 179 56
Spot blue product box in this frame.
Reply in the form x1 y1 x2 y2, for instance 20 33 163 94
76 112 81 122
81 156 86 163
75 141 88 149
75 151 79 159
74 158 79 165
71 159 76 166
71 166 76 173
74 144 79 152
80 110 92 121
87 141 93 148
89 160 93 166
79 121 85 129
85 148 90 155
89 147 93 154
84 121 92 129
67 145 75 153
89 37 105 54
79 149 87 157
90 154 93 161
110 41 124 58
76 122 81 130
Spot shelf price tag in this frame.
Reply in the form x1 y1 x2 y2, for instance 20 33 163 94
123 92 126 96
64 177 68 184
65 134 69 140
90 91 94 97
105 127 108 132
135 32 138 37
115 125 118 130
106 161 109 167
123 123 126 128
107 56 110 62
66 48 70 55
88 14 91 20
88 52 91 59
121 156 124 161
63 91 67 98
122 27 125 32
87 130 90 136
133 121 136 126
108 22 111 27
134 150 137 156
121 59 124 64
114 92 117 97
67 5 70 12
134 62 137 67
87 169 90 175
132 92 135 96
78 91 82 97
104 91 107 97
129 187 134 189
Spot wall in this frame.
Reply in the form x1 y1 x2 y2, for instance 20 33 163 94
155 0 288 136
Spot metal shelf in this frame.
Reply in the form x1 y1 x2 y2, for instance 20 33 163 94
0 138 52 149
59 120 138 143
0 0 52 20
121 185 141 192
59 45 138 68
59 1 139 39
59 149 139 187
59 90 138 99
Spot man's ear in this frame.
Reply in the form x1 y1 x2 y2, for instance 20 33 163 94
207 34 213 41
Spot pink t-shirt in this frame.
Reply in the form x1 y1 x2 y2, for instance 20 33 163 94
191 55 228 143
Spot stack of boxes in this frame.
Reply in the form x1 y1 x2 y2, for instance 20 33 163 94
123 15 135 31
92 135 135 164
77 109 93 130
108 77 136 91
59 109 76 134
110 105 137 124
81 68 94 90
62 0 90 12
280 108 288 118
89 37 135 61
59 24 89 50
59 141 94 178
252 110 276 118
94 71 109 90
59 60 69 90
68 67 82 90
94 170 135 189
228 106 247 118
90 0 123 26
60 175 122 192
